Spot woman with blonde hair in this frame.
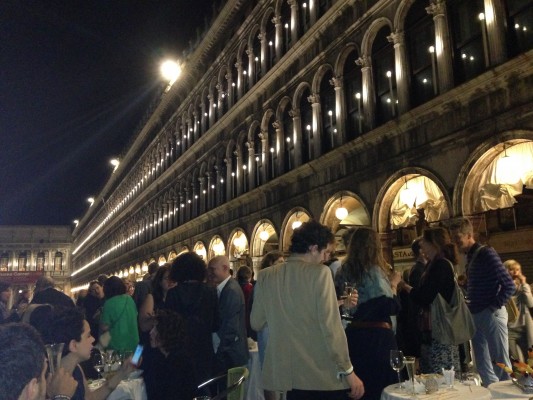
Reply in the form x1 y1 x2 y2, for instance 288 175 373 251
399 227 460 373
504 259 533 362
336 227 401 400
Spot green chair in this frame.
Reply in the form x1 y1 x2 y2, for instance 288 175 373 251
196 366 249 400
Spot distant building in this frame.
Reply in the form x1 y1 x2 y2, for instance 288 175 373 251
71 0 533 288
0 226 72 303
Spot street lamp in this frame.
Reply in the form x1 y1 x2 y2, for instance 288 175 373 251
160 59 181 88
110 158 120 172
87 197 95 206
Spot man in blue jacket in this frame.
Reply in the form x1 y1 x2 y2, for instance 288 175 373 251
450 217 515 386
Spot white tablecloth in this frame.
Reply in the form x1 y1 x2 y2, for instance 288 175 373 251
381 382 490 400
245 346 265 400
488 380 532 399
89 378 147 400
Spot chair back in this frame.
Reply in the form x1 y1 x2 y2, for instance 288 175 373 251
226 366 249 400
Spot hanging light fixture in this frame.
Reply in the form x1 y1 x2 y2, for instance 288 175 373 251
335 196 349 220
292 212 302 230
496 143 520 184
399 177 416 207
259 223 270 241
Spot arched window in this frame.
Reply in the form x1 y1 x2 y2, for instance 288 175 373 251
36 251 45 271
282 105 294 172
405 0 437 107
344 50 363 140
320 70 336 152
266 17 276 70
448 0 486 84
372 26 396 125
318 0 332 19
280 2 292 52
54 252 63 271
300 87 313 163
506 0 533 56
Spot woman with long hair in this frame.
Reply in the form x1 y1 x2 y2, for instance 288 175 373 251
504 259 533 362
142 309 196 399
399 227 460 373
335 227 401 400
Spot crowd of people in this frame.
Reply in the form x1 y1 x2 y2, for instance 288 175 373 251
0 217 528 400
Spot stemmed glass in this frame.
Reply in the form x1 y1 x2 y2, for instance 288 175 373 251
341 282 355 318
92 351 105 379
390 350 405 390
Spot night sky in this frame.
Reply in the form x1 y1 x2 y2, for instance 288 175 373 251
0 0 213 226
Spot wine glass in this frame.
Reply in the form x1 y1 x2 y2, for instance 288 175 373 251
341 282 355 318
92 351 105 379
390 350 405 390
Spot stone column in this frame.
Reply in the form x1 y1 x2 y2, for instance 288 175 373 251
186 118 193 147
273 15 282 63
387 31 410 114
247 48 256 87
224 158 233 200
308 93 322 158
235 61 244 99
201 99 208 135
272 120 284 172
225 73 234 108
246 141 255 189
356 55 375 130
214 165 223 205
289 109 302 166
426 1 454 93
309 0 317 26
330 76 345 144
193 111 199 141
259 32 267 79
259 132 267 184
484 0 507 65
208 93 215 128
288 0 299 43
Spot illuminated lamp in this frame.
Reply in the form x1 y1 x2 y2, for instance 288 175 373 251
335 196 349 220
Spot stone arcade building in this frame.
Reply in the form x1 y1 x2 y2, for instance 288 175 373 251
71 0 533 289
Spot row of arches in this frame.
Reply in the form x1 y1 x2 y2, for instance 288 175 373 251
73 136 533 278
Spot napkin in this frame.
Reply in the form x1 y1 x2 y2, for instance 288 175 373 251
404 380 426 394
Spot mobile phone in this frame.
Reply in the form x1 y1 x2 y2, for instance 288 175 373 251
130 344 143 366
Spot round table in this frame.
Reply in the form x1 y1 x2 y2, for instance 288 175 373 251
489 380 532 399
380 382 490 400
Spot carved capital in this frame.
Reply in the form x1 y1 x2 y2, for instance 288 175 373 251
225 73 231 82
287 0 298 8
258 32 265 42
245 141 253 150
387 31 404 45
234 61 242 70
426 0 446 17
215 83 222 91
307 93 320 104
355 55 371 68
246 48 253 56
289 108 300 118
272 16 281 25
272 120 281 130
207 93 214 102
330 76 343 88
260 130 268 140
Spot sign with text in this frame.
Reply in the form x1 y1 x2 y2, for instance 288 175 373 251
0 271 44 284
393 246 414 262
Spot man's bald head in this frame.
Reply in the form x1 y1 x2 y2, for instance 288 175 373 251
208 255 231 285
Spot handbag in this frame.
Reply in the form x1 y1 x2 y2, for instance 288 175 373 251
506 297 519 324
430 260 476 345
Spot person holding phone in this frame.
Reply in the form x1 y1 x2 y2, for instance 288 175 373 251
41 307 136 400
141 309 197 400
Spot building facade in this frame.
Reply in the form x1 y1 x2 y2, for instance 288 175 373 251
0 226 72 302
71 0 533 288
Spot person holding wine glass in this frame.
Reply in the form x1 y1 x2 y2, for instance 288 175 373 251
41 307 136 400
335 227 401 400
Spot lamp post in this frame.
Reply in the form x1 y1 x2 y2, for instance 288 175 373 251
429 46 438 95
328 110 334 147
286 137 292 169
355 92 362 133
270 147 275 178
386 70 395 117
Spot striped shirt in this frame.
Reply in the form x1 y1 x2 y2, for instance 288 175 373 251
466 242 515 314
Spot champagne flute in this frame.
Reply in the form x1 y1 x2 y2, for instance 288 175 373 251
390 350 405 390
93 351 105 379
341 282 355 318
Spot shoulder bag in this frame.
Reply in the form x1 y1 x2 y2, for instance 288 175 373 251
430 259 476 345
